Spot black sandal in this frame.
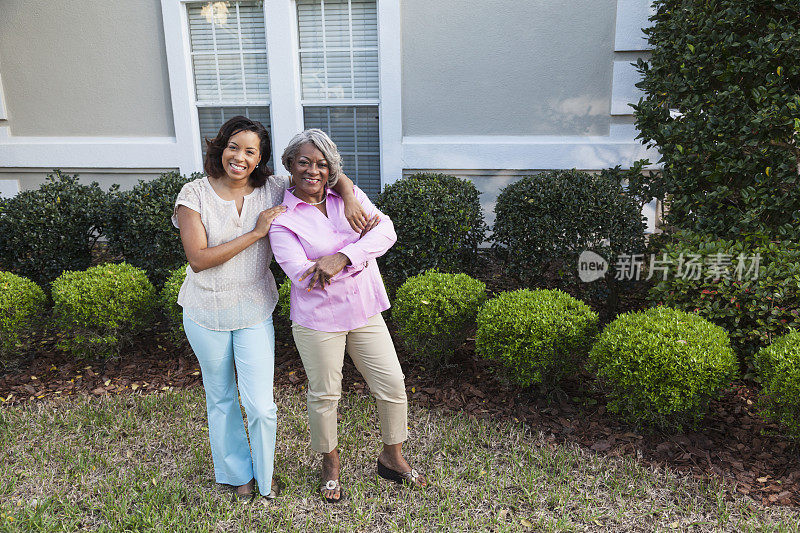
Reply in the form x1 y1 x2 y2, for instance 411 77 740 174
377 459 427 487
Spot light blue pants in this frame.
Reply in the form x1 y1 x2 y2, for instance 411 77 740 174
183 315 277 496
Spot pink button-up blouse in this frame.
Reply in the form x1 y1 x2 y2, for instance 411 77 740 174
268 184 396 332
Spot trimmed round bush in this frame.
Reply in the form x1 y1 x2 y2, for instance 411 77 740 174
476 289 599 387
491 169 645 287
160 264 187 337
0 171 107 287
276 278 291 320
376 173 486 289
393 270 487 367
0 272 48 358
52 263 157 358
105 171 195 287
589 307 738 431
754 331 800 438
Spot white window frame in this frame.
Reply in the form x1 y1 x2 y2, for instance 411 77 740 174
160 0 401 187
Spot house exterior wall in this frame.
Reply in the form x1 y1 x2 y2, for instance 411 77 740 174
0 0 174 137
0 0 658 227
0 169 178 195
401 0 617 137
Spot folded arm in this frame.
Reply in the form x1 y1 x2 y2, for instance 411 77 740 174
337 186 397 269
294 188 396 290
269 224 318 289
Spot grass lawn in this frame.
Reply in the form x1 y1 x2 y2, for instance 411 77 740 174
0 387 798 532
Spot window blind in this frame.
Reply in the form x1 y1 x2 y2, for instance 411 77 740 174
297 0 380 197
187 1 272 165
296 0 379 100
304 106 380 198
187 1 270 103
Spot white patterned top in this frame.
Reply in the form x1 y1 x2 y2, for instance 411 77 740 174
171 175 291 331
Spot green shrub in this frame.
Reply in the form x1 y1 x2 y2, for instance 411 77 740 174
160 264 187 338
632 0 800 241
648 231 800 360
105 171 196 287
589 307 738 431
0 272 47 358
476 289 599 387
0 171 107 287
393 270 487 367
754 331 800 438
491 169 646 288
51 263 157 358
375 173 486 289
276 278 291 320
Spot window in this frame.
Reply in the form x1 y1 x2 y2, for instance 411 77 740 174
296 0 381 197
186 1 272 164
181 0 383 193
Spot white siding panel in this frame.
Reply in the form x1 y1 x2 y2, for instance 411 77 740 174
0 179 19 198
0 70 6 120
610 61 643 115
615 0 655 51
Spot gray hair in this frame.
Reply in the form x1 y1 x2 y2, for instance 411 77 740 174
281 129 343 187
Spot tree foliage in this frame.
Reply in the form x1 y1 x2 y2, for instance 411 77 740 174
633 0 800 239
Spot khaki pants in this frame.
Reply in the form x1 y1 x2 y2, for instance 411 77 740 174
292 313 408 453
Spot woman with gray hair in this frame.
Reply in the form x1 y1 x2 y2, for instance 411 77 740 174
269 129 427 503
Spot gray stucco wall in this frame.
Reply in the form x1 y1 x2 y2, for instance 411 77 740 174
401 0 617 136
0 0 174 137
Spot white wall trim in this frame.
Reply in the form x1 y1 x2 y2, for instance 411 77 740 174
611 61 644 115
0 136 183 168
0 68 7 121
402 125 660 170
161 0 205 174
377 0 402 188
615 0 655 51
0 179 20 198
265 0 304 161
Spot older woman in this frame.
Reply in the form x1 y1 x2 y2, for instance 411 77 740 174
172 117 365 501
269 129 427 503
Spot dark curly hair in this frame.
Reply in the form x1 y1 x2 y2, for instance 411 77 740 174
204 116 273 187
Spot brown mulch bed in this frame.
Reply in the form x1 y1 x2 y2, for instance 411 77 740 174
1 314 798 508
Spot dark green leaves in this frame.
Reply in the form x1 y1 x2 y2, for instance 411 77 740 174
105 172 197 287
491 169 646 288
634 0 800 240
0 171 107 288
376 173 486 290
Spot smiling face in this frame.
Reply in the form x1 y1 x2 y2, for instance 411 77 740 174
221 130 261 182
290 142 330 199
